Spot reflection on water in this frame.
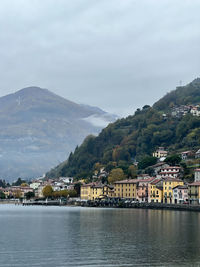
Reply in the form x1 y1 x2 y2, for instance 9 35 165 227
0 205 200 266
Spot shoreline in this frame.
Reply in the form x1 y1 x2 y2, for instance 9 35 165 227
2 199 200 212
75 201 200 212
16 199 200 212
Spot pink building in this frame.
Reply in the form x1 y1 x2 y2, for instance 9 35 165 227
135 177 156 202
172 185 188 204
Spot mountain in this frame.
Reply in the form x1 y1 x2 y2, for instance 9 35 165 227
0 86 117 181
46 78 200 179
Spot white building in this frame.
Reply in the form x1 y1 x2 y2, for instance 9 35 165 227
191 106 200 117
153 147 168 158
30 182 41 190
59 177 73 184
158 166 181 178
194 169 200 182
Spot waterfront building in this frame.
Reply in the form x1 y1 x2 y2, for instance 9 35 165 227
35 184 45 198
114 178 155 201
163 178 184 204
80 183 113 200
20 186 34 198
114 180 137 199
80 183 93 200
136 178 155 202
149 179 163 203
107 186 115 198
90 184 105 200
172 185 188 204
188 182 200 205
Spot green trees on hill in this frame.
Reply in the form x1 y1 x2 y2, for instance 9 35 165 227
164 155 182 166
108 168 126 184
138 156 157 170
46 78 200 180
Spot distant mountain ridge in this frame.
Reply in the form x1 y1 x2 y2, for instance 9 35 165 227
0 86 117 181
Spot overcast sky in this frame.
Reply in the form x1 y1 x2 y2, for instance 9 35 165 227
0 0 199 116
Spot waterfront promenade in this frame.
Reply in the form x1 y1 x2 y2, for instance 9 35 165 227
17 197 200 212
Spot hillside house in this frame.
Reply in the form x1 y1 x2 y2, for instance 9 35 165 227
159 166 181 178
59 177 73 184
171 105 191 118
195 149 200 159
153 147 168 158
194 169 200 182
151 162 169 175
190 106 200 117
181 151 194 160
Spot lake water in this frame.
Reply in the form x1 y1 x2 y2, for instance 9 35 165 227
0 205 200 267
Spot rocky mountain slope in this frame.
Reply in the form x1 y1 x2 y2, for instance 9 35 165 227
0 86 117 180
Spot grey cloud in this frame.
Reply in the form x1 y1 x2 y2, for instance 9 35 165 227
0 0 200 116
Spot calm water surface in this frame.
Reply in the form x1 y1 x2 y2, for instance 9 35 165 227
0 205 200 267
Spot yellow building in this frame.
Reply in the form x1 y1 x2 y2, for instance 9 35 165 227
188 182 200 205
163 178 184 204
80 183 92 200
91 184 104 200
114 180 137 199
80 183 114 200
153 147 168 158
149 179 163 203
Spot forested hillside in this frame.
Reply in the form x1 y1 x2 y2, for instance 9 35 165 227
46 78 200 179
153 78 200 111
